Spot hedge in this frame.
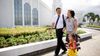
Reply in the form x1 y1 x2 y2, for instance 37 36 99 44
0 26 86 48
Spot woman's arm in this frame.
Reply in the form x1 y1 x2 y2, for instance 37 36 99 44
73 19 78 33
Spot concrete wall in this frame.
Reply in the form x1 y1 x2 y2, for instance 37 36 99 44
0 0 14 28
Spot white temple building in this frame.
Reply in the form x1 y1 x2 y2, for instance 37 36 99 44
0 0 52 27
0 0 73 28
1 0 97 27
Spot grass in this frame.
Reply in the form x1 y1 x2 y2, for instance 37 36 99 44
77 29 86 34
0 26 47 38
87 24 100 28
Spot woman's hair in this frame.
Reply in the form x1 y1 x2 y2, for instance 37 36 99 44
68 10 75 18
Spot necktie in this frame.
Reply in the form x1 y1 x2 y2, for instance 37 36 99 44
55 15 60 29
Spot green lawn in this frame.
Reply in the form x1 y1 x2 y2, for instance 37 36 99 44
87 25 100 28
0 26 86 48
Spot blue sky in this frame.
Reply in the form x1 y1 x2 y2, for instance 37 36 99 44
41 0 100 10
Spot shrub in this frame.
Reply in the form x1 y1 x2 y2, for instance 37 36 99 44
6 37 17 46
0 26 86 48
17 36 27 45
0 37 7 48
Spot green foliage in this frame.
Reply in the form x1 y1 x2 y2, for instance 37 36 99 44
0 26 47 38
95 14 100 22
87 24 100 28
0 37 7 48
6 37 17 46
83 18 86 22
84 12 100 25
77 30 86 34
17 36 27 45
0 26 86 48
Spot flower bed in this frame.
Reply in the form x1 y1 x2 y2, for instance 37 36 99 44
0 26 86 48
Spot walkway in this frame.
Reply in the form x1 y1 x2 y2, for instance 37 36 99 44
40 28 100 56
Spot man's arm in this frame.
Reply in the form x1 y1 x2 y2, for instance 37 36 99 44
51 16 55 29
52 22 55 29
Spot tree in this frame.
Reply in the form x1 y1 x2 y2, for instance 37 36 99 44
82 17 86 22
95 14 100 25
83 14 89 22
84 12 96 25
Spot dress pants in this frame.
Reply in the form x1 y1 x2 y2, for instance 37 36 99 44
55 28 67 55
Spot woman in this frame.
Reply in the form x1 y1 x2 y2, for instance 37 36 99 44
65 10 80 51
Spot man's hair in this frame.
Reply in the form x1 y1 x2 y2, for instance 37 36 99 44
56 7 61 11
68 10 75 18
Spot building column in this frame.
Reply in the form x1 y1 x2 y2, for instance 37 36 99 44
31 0 33 26
22 0 24 26
12 0 15 27
38 0 40 26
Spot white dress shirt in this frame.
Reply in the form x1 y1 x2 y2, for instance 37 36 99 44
52 14 65 29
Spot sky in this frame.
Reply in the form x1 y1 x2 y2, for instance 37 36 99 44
41 0 100 10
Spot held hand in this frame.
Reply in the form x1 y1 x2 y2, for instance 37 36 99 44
70 31 76 35
62 28 66 32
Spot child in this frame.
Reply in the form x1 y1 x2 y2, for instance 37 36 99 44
67 34 77 56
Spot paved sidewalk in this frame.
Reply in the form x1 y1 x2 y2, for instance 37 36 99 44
40 28 100 56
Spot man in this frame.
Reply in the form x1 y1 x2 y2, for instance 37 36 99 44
52 7 67 56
